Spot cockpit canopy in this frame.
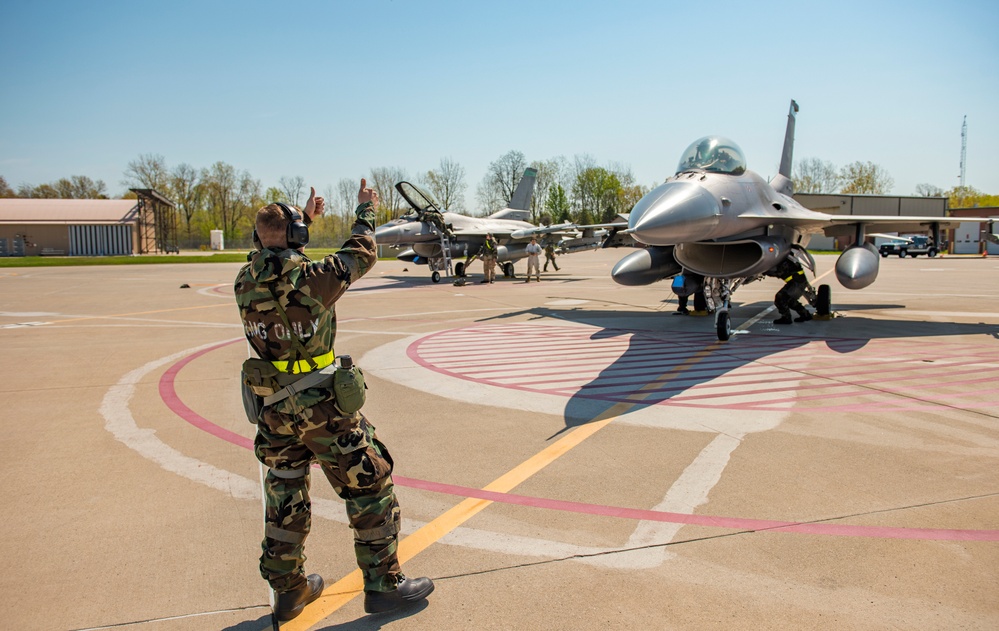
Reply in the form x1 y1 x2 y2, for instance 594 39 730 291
396 181 441 217
675 136 747 175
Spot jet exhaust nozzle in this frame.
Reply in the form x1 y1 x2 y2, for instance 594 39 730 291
835 243 879 289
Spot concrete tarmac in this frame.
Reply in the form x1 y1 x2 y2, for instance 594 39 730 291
1 251 997 630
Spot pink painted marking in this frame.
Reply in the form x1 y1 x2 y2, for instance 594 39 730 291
157 339 999 542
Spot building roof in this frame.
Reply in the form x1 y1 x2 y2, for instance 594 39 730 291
0 199 140 225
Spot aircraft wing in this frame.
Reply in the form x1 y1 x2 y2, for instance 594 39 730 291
819 215 995 237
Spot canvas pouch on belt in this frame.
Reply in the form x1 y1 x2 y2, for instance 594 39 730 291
240 357 284 423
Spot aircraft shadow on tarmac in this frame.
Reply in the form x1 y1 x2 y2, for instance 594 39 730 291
477 303 999 436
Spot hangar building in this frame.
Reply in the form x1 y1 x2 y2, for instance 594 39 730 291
0 189 176 257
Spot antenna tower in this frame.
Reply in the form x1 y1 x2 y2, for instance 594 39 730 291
959 115 967 188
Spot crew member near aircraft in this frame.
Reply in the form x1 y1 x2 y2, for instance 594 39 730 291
525 237 542 282
234 181 433 622
766 257 814 325
479 233 498 283
543 238 559 271
422 207 451 238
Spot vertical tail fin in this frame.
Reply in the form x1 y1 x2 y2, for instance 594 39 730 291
509 167 538 211
778 100 799 179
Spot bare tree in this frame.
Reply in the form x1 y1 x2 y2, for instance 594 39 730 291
792 157 840 193
422 157 466 211
122 153 170 191
839 161 894 195
476 150 527 215
53 176 107 198
368 166 408 222
915 183 944 197
279 175 306 207
170 163 204 242
0 176 13 197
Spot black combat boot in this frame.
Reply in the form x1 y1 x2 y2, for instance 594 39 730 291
773 314 793 325
364 575 435 614
274 574 325 622
794 311 813 322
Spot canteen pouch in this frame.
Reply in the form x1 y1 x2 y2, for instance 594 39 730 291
333 365 367 414
241 357 283 396
241 380 264 424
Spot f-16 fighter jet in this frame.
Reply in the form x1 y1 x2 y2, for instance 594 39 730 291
375 169 603 282
611 100 995 340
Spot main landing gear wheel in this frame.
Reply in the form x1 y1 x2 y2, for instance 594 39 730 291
431 271 441 283
815 283 831 317
716 310 731 341
455 262 466 277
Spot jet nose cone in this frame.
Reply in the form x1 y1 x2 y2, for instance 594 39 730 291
629 181 721 245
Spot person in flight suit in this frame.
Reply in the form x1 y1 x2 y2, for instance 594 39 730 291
766 257 814 325
234 181 433 621
525 237 542 282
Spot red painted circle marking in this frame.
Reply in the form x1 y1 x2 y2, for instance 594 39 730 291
408 323 999 412
156 337 999 541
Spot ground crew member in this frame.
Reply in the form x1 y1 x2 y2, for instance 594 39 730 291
543 239 559 271
479 233 498 283
765 257 814 324
422 207 451 238
234 181 434 622
525 237 542 282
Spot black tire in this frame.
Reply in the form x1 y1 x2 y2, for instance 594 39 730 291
716 311 731 341
928 249 938 258
815 284 831 316
503 262 514 277
881 252 888 258
455 262 465 277
909 252 918 258
431 271 441 283
898 251 906 258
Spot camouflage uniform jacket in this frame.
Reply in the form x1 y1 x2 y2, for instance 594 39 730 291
478 239 498 260
234 221 376 414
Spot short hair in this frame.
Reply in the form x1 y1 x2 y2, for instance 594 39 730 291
256 204 289 248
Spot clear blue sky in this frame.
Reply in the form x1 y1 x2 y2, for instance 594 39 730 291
2 0 997 203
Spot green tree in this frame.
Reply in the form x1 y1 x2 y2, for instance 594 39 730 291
202 161 260 243
170 163 205 244
944 185 999 209
839 161 894 194
0 176 12 197
544 183 571 223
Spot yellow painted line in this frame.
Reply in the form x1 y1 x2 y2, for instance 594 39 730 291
281 412 620 630
284 341 722 628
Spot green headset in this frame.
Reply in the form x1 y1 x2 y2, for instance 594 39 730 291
252 202 309 250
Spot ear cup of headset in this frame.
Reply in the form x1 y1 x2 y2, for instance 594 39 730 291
274 202 309 249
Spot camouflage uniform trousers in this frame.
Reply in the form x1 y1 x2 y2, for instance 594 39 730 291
255 395 401 594
543 251 559 271
774 277 811 319
482 256 497 282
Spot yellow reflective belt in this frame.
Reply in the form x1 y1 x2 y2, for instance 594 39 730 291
272 350 334 374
